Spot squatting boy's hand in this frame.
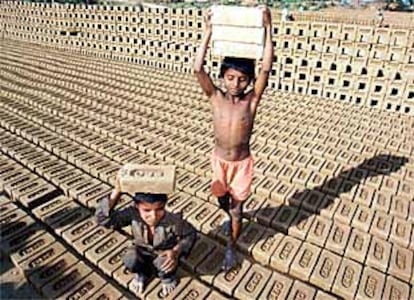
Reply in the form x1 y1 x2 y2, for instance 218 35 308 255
159 249 179 273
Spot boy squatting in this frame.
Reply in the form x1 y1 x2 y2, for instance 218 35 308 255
95 177 196 296
194 6 274 271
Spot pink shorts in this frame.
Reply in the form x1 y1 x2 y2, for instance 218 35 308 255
211 151 253 202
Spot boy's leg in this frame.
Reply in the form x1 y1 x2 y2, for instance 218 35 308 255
123 247 152 293
153 255 178 297
222 200 243 271
218 193 232 235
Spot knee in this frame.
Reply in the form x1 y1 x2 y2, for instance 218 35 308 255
229 202 242 222
123 248 143 272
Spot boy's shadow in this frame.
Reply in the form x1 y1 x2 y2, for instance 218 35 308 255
191 154 408 277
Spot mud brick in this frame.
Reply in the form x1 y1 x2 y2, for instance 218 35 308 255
0 214 36 242
352 205 374 233
254 158 271 175
288 211 314 241
309 249 341 292
260 271 294 299
255 199 282 227
10 232 55 265
18 242 67 275
97 242 129 276
306 216 332 248
270 236 302 274
236 222 266 254
243 194 266 221
319 195 340 219
271 205 298 234
271 181 297 204
176 171 198 191
288 280 317 300
233 263 271 299
381 176 399 195
92 140 114 154
90 160 118 178
36 159 68 177
8 176 49 202
51 168 84 186
88 283 123 300
325 221 351 255
307 156 324 172
389 218 412 248
49 206 90 235
251 229 285 265
112 265 134 288
370 211 393 240
345 228 371 263
166 191 192 213
409 202 414 224
372 190 392 213
214 258 251 296
27 155 59 171
0 165 29 190
356 267 385 300
59 272 107 300
196 244 226 285
364 171 383 190
183 176 209 196
264 162 284 180
278 165 299 184
396 181 413 200
41 261 93 299
181 235 216 271
306 172 328 190
319 159 340 177
3 173 40 198
58 215 97 245
332 257 363 299
1 208 28 233
366 235 391 273
289 242 322 281
334 200 357 225
256 177 278 199
315 290 338 300
388 244 413 283
104 144 127 159
76 183 110 206
60 173 94 196
390 196 410 220
72 225 113 255
0 221 45 254
187 202 218 231
301 189 325 213
67 148 93 165
19 183 60 209
84 230 127 264
174 279 212 300
0 201 18 218
67 177 101 198
74 151 102 170
174 196 203 218
291 168 312 187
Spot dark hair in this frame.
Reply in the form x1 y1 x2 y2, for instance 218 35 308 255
219 57 255 81
133 193 167 204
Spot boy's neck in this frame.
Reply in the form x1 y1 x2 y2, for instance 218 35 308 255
225 92 245 103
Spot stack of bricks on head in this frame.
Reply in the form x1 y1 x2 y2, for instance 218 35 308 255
211 5 265 59
119 164 176 195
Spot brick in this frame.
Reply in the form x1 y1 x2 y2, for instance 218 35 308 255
0 166 30 190
333 200 357 225
288 211 314 241
10 232 56 265
76 182 111 207
0 201 18 218
59 272 107 300
3 173 41 199
234 263 271 299
255 199 281 227
370 211 393 240
175 196 204 218
181 235 216 272
271 205 298 234
278 165 298 184
260 271 294 300
270 236 302 274
256 177 279 199
351 205 374 233
243 194 266 220
200 208 227 240
88 284 123 300
0 213 35 241
183 176 209 196
289 241 322 281
174 279 212 300
354 185 375 207
389 196 410 220
344 228 372 264
270 181 296 204
113 265 135 289
309 249 341 292
325 221 351 255
355 267 385 300
301 190 325 213
306 215 332 247
264 162 284 179
166 192 192 214
332 257 363 299
196 244 226 285
214 258 251 296
236 222 266 255
319 195 340 219
287 280 317 300
18 183 60 209
371 190 392 213
85 231 127 265
72 225 113 255
60 174 94 196
389 217 412 248
50 168 84 186
383 276 411 300
68 178 102 199
35 159 67 177
18 242 67 275
0 222 45 254
97 242 129 276
366 235 391 273
186 202 218 231
388 244 413 283
314 290 338 300
41 261 92 299
42 163 76 182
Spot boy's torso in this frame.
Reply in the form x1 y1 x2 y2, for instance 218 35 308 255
211 90 257 161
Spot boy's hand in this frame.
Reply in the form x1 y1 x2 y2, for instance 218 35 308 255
260 5 272 27
159 249 179 273
204 8 212 32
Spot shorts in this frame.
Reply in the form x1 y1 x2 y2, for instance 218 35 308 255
210 150 253 202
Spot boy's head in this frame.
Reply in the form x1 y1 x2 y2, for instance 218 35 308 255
220 57 255 96
133 193 167 226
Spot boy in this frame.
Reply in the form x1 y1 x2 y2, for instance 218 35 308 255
193 6 273 271
95 176 196 296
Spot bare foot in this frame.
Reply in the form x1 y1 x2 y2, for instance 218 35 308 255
131 273 146 294
161 278 177 297
222 246 237 271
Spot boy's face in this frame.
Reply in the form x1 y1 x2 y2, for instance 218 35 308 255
223 68 250 96
136 201 166 227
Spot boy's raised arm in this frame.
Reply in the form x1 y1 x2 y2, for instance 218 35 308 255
194 9 216 97
253 6 274 101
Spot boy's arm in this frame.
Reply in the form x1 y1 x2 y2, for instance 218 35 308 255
253 7 273 103
172 218 197 258
193 9 217 97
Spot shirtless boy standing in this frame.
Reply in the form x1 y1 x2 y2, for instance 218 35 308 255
194 6 273 270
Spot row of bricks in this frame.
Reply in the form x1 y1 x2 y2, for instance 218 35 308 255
3 43 414 131
1 129 412 290
1 99 413 231
0 194 127 300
